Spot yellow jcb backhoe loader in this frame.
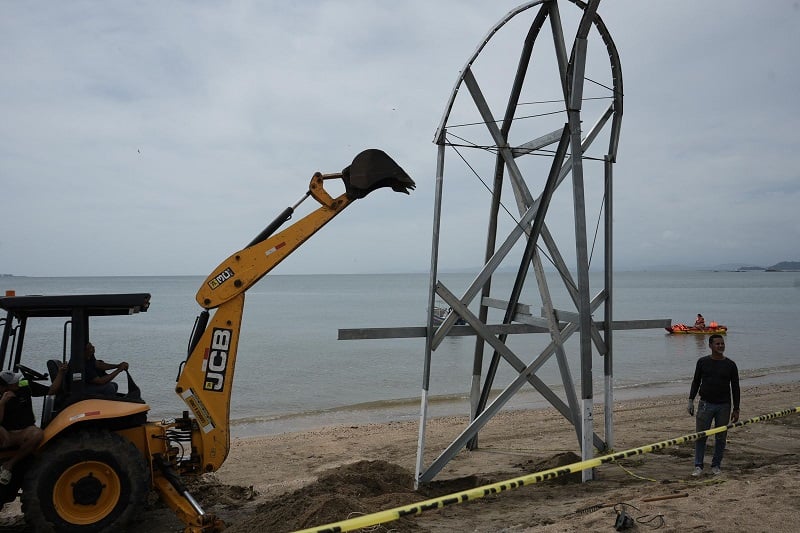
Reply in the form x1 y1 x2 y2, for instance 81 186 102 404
0 149 414 532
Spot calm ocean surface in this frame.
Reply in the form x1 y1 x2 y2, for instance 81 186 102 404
2 271 798 436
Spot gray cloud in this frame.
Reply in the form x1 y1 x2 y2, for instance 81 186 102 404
1 1 797 276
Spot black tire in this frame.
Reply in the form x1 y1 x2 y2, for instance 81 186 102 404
21 430 150 533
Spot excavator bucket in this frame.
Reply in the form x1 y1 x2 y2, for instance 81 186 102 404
343 149 416 199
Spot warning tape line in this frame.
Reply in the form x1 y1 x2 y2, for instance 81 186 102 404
291 406 799 533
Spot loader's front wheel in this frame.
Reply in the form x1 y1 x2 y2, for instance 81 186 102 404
21 430 149 532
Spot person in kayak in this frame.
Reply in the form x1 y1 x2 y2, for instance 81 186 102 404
694 314 706 329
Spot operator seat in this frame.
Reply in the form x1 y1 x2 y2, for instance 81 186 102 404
46 359 69 395
41 359 69 428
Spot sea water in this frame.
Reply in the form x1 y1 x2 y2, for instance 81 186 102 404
1 271 798 436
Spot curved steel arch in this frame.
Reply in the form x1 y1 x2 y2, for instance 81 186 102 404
433 0 549 145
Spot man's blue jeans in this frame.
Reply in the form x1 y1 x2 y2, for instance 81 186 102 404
694 400 731 469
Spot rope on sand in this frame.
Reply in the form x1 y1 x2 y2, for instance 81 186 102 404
291 406 800 533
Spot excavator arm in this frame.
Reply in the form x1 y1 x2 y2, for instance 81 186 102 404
197 148 415 310
174 148 413 475
195 173 352 310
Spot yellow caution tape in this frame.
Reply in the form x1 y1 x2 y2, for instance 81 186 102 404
292 406 799 533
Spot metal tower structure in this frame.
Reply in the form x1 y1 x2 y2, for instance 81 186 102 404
417 0 626 484
340 0 669 487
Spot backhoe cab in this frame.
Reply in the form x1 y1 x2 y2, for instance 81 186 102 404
0 149 413 532
0 293 153 530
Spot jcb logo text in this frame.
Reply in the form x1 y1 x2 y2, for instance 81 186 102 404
203 328 232 391
208 267 235 290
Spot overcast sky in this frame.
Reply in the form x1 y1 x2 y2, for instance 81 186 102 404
2 1 798 277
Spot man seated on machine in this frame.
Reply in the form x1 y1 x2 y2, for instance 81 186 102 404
83 342 129 397
0 364 67 485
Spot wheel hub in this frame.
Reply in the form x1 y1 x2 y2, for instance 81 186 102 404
53 460 122 525
72 472 105 506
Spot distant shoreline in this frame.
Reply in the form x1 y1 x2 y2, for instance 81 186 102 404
3 265 800 278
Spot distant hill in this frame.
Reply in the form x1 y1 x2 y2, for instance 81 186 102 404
732 261 800 272
703 260 800 272
766 261 800 271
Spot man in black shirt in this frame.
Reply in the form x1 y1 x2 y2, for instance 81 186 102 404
83 342 129 397
687 334 740 477
0 364 67 485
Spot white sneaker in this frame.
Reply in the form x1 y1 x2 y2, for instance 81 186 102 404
711 466 722 476
691 466 703 477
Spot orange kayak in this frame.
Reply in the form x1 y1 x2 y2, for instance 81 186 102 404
666 324 727 335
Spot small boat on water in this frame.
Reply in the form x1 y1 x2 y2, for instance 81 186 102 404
666 323 727 335
433 306 466 325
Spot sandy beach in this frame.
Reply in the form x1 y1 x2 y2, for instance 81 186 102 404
1 379 798 532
